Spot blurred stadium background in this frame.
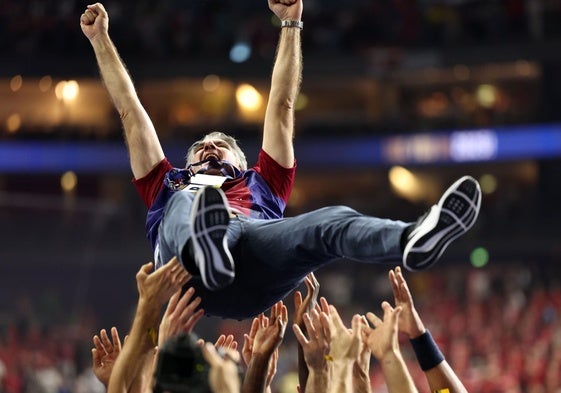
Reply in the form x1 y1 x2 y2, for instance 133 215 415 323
1 0 561 392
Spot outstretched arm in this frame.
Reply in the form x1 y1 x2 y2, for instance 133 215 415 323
293 273 320 393
362 302 418 393
263 0 303 168
292 309 331 393
390 267 468 393
91 327 122 387
80 3 164 179
107 257 191 393
242 301 288 393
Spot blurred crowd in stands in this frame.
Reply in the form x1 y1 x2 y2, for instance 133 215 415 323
0 263 560 392
1 0 561 61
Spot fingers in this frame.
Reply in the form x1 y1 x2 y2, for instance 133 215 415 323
294 290 303 308
87 3 107 17
304 275 313 297
318 311 331 339
319 297 330 315
91 348 101 368
249 317 260 339
389 269 400 298
110 327 121 351
93 334 104 352
185 309 205 333
80 9 97 26
100 329 114 353
302 312 316 340
366 312 382 328
202 342 222 367
292 323 309 346
166 256 192 286
138 262 154 280
386 303 402 327
164 288 182 317
223 334 236 350
215 334 227 347
351 314 363 337
328 305 347 332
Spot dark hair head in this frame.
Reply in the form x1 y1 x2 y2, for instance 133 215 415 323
153 333 212 393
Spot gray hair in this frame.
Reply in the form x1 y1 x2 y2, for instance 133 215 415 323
185 131 248 170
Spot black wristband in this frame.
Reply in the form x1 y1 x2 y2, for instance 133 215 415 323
409 330 445 371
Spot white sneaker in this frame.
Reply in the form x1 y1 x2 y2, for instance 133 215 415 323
403 176 482 271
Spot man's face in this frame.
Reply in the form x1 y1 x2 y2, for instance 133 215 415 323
189 138 240 175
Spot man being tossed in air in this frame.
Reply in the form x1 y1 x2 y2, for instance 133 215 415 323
80 0 481 320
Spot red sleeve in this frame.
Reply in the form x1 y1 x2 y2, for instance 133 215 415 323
132 158 173 208
255 150 296 203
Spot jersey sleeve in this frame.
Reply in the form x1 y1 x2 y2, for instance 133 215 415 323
254 150 296 203
133 158 173 208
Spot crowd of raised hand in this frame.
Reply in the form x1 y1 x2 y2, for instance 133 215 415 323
86 259 467 393
1 262 560 392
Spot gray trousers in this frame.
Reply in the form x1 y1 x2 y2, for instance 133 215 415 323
156 189 409 318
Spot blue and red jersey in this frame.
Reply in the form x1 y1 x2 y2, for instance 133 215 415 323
133 149 296 249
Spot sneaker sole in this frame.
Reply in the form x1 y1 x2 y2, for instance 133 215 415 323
190 186 235 290
403 176 481 271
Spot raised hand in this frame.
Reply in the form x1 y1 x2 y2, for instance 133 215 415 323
215 334 239 352
389 267 425 339
158 287 204 347
242 317 260 368
253 301 288 358
327 306 362 365
292 309 331 371
268 0 303 22
202 343 241 393
136 257 191 309
91 327 122 387
80 3 109 42
353 316 372 393
362 302 402 361
294 273 320 328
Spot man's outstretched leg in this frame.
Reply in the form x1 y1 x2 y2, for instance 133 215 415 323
403 175 481 271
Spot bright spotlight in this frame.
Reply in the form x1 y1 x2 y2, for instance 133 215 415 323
236 84 262 111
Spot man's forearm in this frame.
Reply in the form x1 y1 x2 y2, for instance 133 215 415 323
90 34 141 114
270 27 302 108
88 32 163 179
262 25 302 167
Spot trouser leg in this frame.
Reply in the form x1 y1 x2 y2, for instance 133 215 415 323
240 205 409 276
157 190 196 268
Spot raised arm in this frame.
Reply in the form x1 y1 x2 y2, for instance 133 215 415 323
80 3 164 179
263 0 303 168
362 302 418 393
292 309 331 393
107 257 191 393
293 273 321 393
389 267 468 393
242 301 288 393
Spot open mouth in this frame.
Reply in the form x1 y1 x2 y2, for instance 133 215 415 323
204 153 220 161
